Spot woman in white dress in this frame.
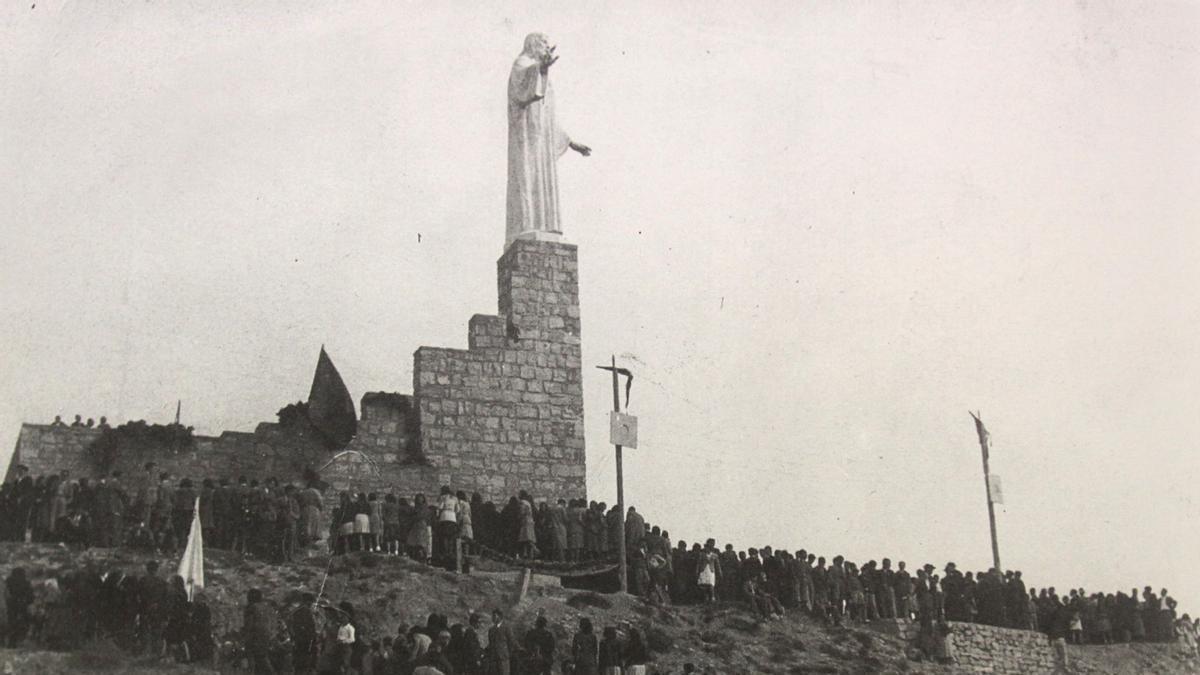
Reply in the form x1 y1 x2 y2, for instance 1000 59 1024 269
352 493 371 552
697 538 722 604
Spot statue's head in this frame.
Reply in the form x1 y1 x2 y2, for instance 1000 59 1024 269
521 33 552 61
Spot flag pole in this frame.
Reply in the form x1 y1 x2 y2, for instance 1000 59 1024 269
610 355 628 594
596 356 628 593
971 411 1002 572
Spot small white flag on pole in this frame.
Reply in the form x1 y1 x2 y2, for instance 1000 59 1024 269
178 496 204 601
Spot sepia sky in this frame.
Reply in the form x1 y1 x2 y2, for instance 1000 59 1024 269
3 1 1199 610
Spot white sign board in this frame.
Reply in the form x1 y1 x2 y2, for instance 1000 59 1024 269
610 412 638 448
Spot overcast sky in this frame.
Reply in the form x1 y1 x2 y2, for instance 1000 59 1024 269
3 1 1198 611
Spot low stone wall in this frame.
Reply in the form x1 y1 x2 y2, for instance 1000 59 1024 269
874 619 1057 674
947 622 1056 674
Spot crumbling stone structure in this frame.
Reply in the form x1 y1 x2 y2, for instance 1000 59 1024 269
5 240 587 502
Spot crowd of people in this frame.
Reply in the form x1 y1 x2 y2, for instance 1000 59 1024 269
610 537 1199 659
238 598 662 675
0 463 322 562
3 461 1200 671
49 414 112 430
327 486 640 569
3 560 214 663
2 562 674 674
0 463 635 571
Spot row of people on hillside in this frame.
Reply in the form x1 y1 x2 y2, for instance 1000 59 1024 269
3 561 214 663
3 466 1194 650
617 535 1192 648
0 468 627 571
242 594 658 675
5 564 673 675
328 487 643 571
0 465 325 563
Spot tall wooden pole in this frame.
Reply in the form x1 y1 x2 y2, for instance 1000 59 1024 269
610 355 628 593
973 412 1002 572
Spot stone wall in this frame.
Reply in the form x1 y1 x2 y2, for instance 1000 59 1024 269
5 240 587 502
4 392 424 492
412 239 587 502
875 620 1057 674
6 425 104 479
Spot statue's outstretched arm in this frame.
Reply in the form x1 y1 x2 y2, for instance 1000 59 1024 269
519 94 545 109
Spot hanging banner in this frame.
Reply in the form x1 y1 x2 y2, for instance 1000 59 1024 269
609 412 638 448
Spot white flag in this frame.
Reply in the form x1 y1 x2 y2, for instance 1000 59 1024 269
178 496 204 601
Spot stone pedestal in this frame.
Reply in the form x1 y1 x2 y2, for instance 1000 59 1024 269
412 239 586 501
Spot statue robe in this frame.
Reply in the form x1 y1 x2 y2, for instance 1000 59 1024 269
506 51 570 248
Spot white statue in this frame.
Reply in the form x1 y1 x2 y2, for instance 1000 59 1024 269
506 33 591 248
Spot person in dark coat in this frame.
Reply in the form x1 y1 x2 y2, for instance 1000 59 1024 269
523 615 556 675
187 589 215 664
211 478 235 549
624 628 650 673
5 567 34 647
719 545 741 603
243 588 278 674
137 560 169 656
598 626 624 673
97 568 124 638
162 575 191 659
235 477 256 555
153 473 176 550
279 485 300 562
499 498 520 555
571 617 599 675
457 613 484 675
605 505 622 556
289 593 319 675
198 479 216 545
42 574 79 651
486 609 518 675
389 624 414 673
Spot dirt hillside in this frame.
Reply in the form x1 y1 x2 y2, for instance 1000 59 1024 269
0 543 1194 674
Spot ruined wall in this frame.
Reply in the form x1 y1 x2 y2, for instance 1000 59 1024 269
6 423 321 484
413 239 586 502
6 425 104 480
4 393 427 491
319 393 438 494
